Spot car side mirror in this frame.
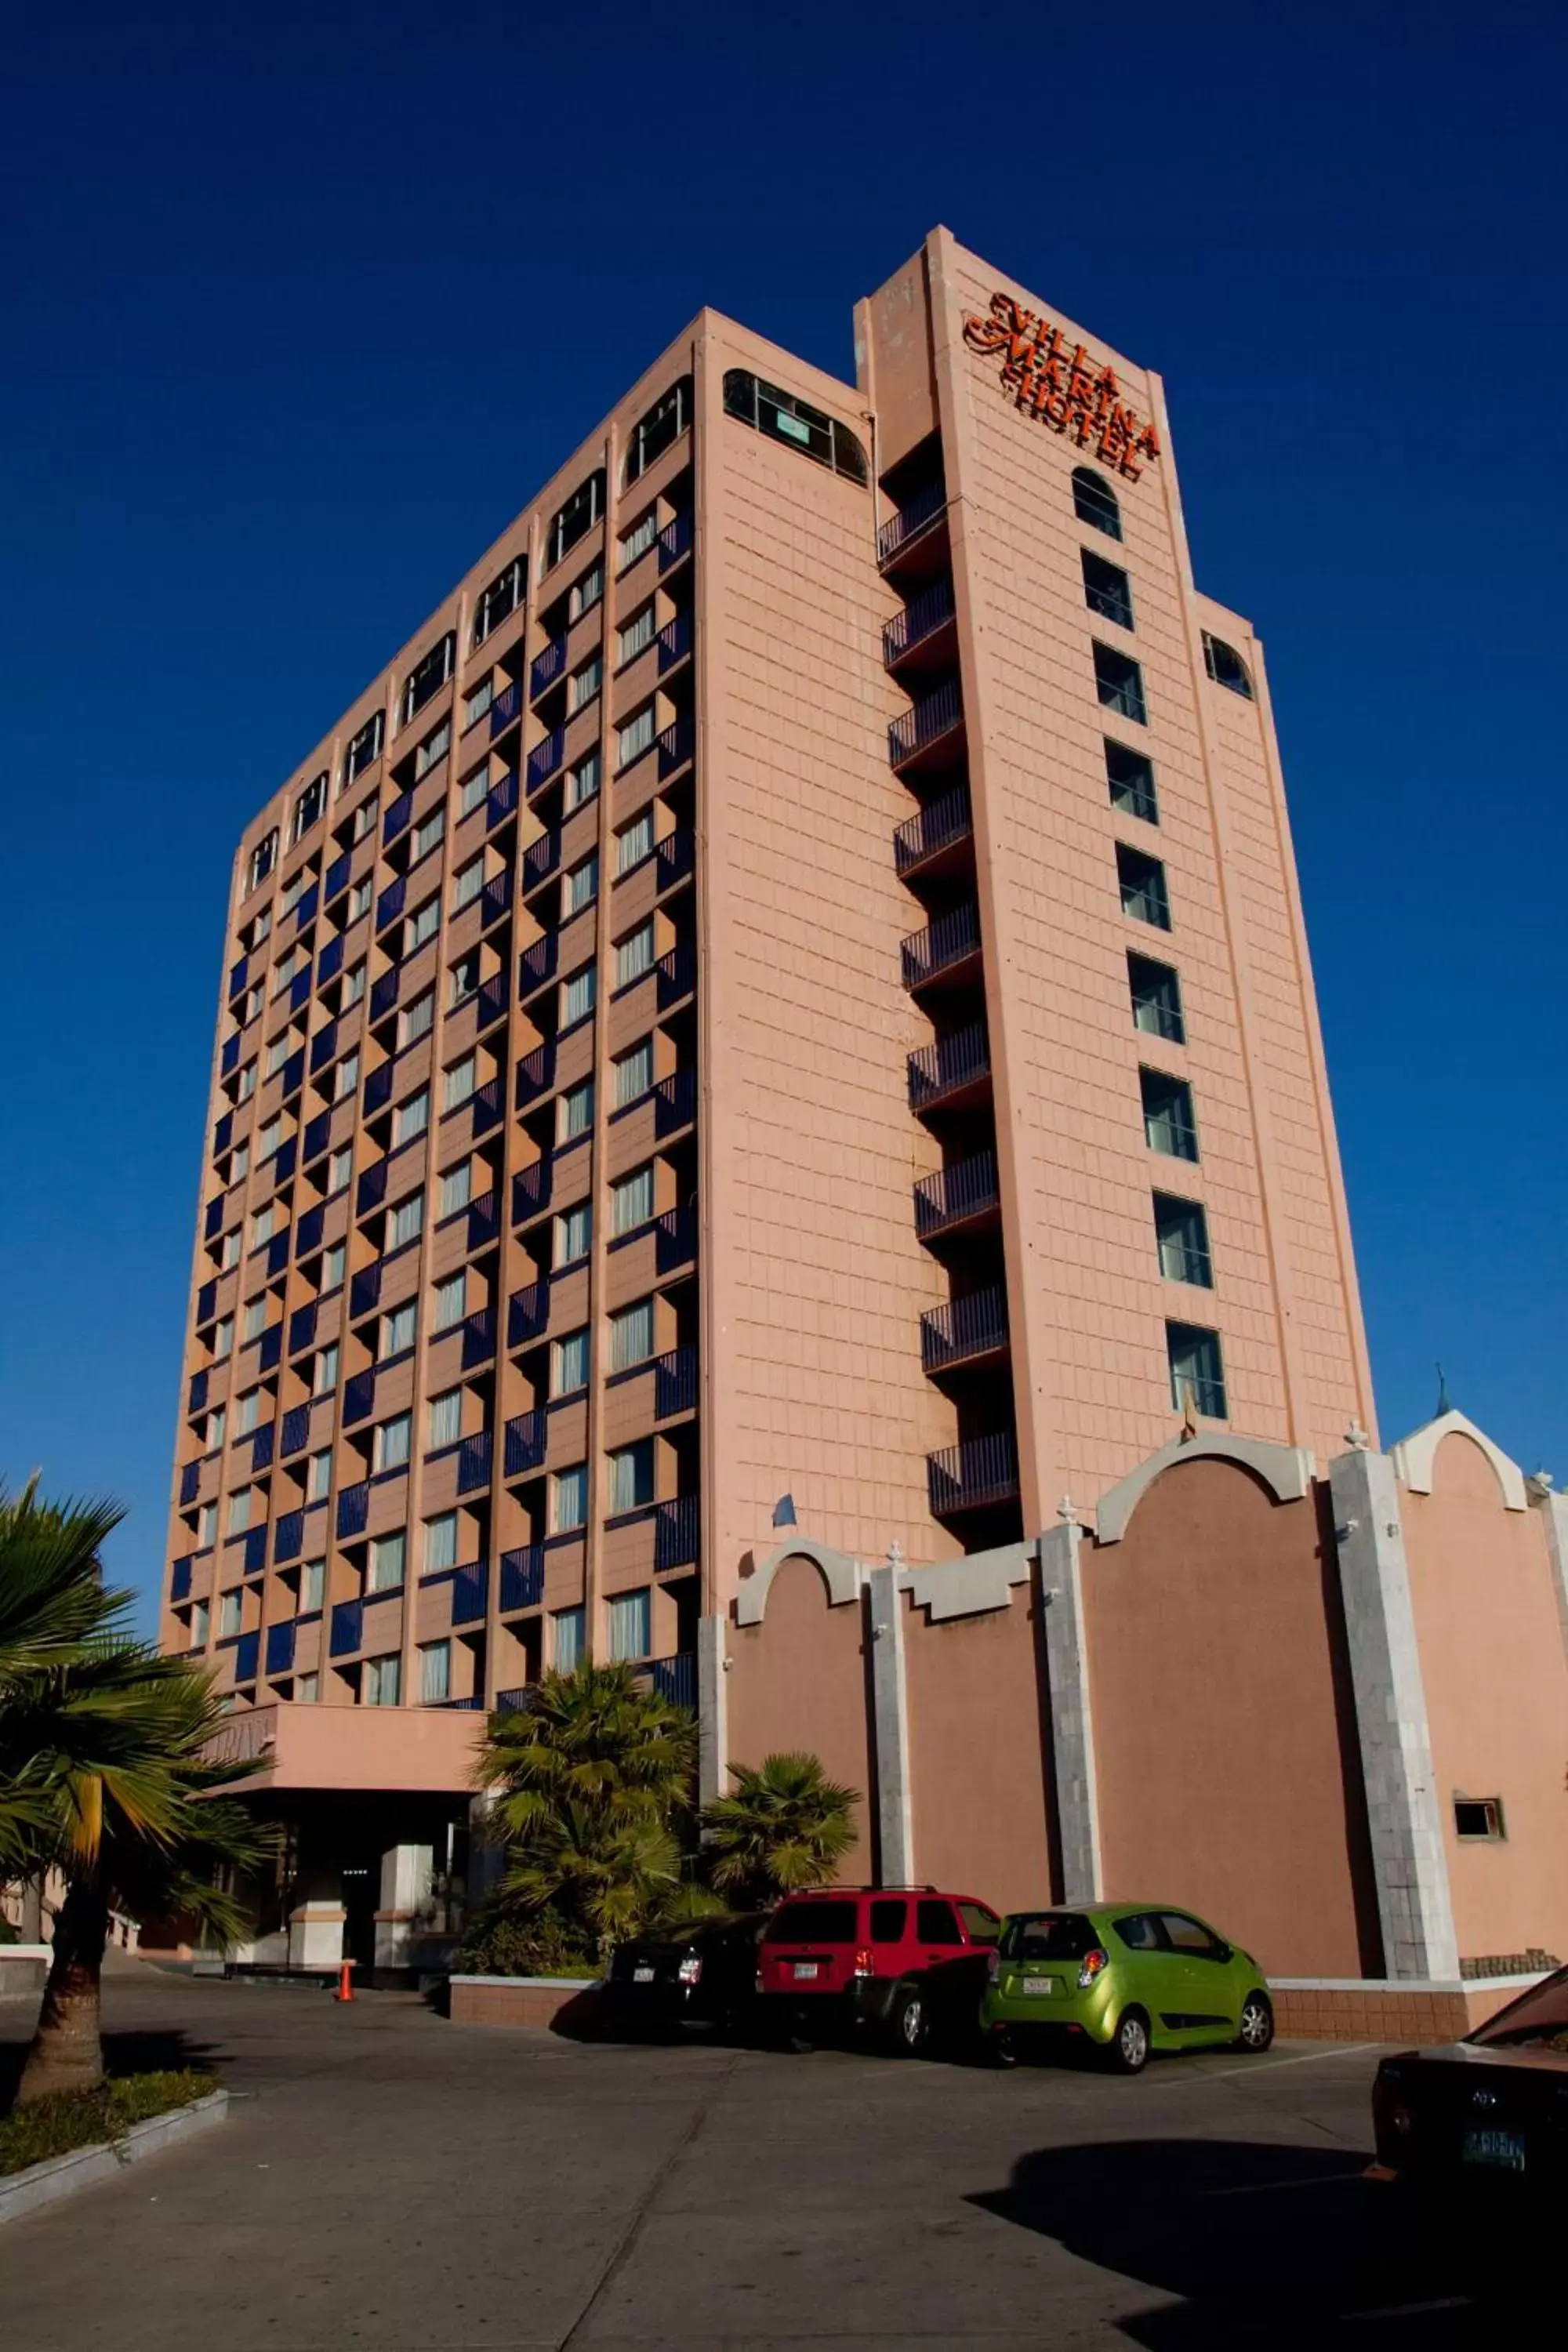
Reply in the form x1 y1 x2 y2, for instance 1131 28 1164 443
1214 1943 1232 1963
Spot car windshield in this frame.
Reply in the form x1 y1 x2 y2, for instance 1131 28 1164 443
763 1900 858 1944
1469 1968 1568 2049
1000 1912 1096 1961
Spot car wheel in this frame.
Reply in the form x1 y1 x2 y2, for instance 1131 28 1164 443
1236 1991 1275 2053
989 2027 1020 2071
889 1986 930 2057
1107 2006 1150 2074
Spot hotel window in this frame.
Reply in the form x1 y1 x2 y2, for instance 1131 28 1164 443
250 1203 276 1250
618 507 658 573
424 1512 459 1573
307 1447 332 1503
412 804 445 862
552 1327 590 1397
393 1087 430 1145
321 1241 347 1291
1107 741 1158 825
191 1597 211 1647
220 1228 241 1272
1082 549 1134 630
335 1048 361 1101
343 950 367 1002
616 703 656 771
721 368 869 484
611 1163 654 1237
560 963 597 1029
344 711 384 785
419 1639 452 1705
234 1388 260 1437
568 652 602 715
364 1653 401 1708
615 920 655 990
220 1588 243 1639
428 1388 462 1450
370 1530 407 1590
472 554 525 648
329 1143 354 1192
247 829 278 892
265 1033 290 1080
258 1114 285 1160
235 1061 256 1103
231 1141 251 1181
300 1559 325 1612
439 1160 472 1218
313 1343 339 1396
1154 1192 1214 1287
271 946 299 996
353 793 379 842
463 680 493 733
554 1200 592 1268
243 1298 267 1343
1118 844 1171 930
244 982 263 1022
350 876 373 923
558 1077 595 1145
407 895 441 953
399 989 434 1050
449 950 480 1007
296 1670 319 1702
1129 953 1184 1043
212 1316 234 1361
565 748 601 813
443 1054 477 1113
198 1503 219 1548
618 602 656 667
610 1298 653 1371
459 763 489 817
1142 1069 1200 1163
1073 466 1123 541
248 906 274 950
546 470 606 570
1203 630 1254 699
380 1301 417 1359
434 1272 467 1331
1094 642 1147 724
607 1585 651 1661
608 1441 655 1517
452 855 485 913
553 1604 585 1671
624 377 691 484
205 1405 227 1450
389 1187 424 1250
1167 1323 1227 1419
569 557 604 621
564 851 599 916
291 771 328 844
281 866 311 919
616 810 655 875
227 1489 252 1535
1454 1798 1506 1841
402 632 456 726
550 1463 589 1534
614 1037 654 1109
374 1411 412 1473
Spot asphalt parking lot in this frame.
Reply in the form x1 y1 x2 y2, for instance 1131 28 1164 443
0 1965 1536 2350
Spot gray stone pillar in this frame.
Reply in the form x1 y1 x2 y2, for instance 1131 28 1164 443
866 1565 914 1888
697 1613 728 1807
375 1842 434 1972
1329 1447 1458 1981
1037 1525 1101 1906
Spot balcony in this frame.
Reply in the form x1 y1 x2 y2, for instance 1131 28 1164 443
519 932 557 996
653 1346 698 1418
259 1326 283 1373
228 953 247 1001
318 935 344 984
522 831 560 894
188 1369 209 1414
481 871 512 928
197 1278 217 1324
294 884 318 931
369 967 399 1021
657 717 693 778
894 786 973 879
883 574 956 668
376 876 405 934
654 1494 700 1571
303 1109 331 1163
901 902 981 991
489 679 522 739
242 1527 267 1577
888 678 962 771
514 1041 555 1109
655 829 695 893
512 1158 552 1225
907 1022 990 1112
267 1232 291 1279
460 1305 496 1369
530 638 566 699
252 1423 276 1472
927 1431 1019 1516
658 511 692 571
920 1284 1009 1373
178 1461 200 1505
329 1598 363 1658
457 1430 493 1494
504 1410 546 1477
507 1283 550 1346
296 1204 325 1258
476 968 510 1030
877 481 947 566
451 1560 488 1626
213 1111 233 1157
471 1074 504 1137
654 1207 697 1273
384 791 413 845
646 1651 697 1709
500 1545 544 1613
203 1200 223 1241
913 1149 1000 1239
350 1262 382 1319
487 771 519 830
655 944 695 1007
310 1021 338 1075
275 1137 297 1184
273 1508 304 1564
357 1161 387 1215
495 1686 533 1715
343 1369 375 1425
266 1619 296 1677
281 1404 310 1457
526 728 564 791
337 1483 369 1541
653 1068 696 1137
221 1034 239 1078
467 1191 500 1250
170 1557 193 1604
289 1302 318 1356
281 1048 305 1098
234 1630 260 1686
325 852 350 903
657 612 691 672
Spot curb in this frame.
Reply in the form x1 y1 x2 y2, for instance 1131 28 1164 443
0 2090 230 2227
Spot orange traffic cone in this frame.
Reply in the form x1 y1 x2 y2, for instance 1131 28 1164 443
333 1958 356 2002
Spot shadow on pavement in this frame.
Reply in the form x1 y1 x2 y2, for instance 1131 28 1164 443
0 2023 220 2110
971 2136 1541 2346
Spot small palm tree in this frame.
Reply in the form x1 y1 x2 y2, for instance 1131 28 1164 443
0 1483 129 1874
700 1753 859 1911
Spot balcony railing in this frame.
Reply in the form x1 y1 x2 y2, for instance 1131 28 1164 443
654 1346 698 1418
477 973 509 1033
318 935 343 984
259 1326 283 1372
504 1410 546 1478
242 1528 267 1577
350 1262 382 1319
519 932 557 995
894 786 973 877
376 875 406 933
907 1022 990 1112
357 1161 387 1214
343 1369 375 1425
655 1207 697 1272
328 1598 363 1658
920 1284 1010 1373
179 1461 200 1505
471 1073 504 1136
646 1651 697 1709
203 1200 223 1241
303 1109 331 1164
170 1557 193 1604
495 1685 533 1715
383 790 413 845
526 727 564 789
266 1619 296 1677
369 967 399 1020
888 678 962 768
512 1158 552 1225
487 771 519 830
530 638 566 699
228 953 247 1001
325 852 350 903
657 612 691 671
234 1630 260 1686
658 511 692 570
927 1431 1019 1516
310 1021 338 1074
657 717 693 777
877 481 947 564
221 1033 239 1077
655 943 695 1007
900 902 981 989
460 1305 496 1368
337 1483 369 1540
514 1041 555 1108
654 1494 700 1571
251 1424 275 1472
457 1430 493 1494
281 1047 306 1098
655 829 695 891
296 1204 325 1258
274 1508 303 1564
451 1560 488 1626
196 1279 217 1325
500 1546 544 1613
294 883 318 931
275 1136 297 1184
653 1068 696 1136
507 1283 550 1346
189 1369 209 1414
489 679 522 738
481 870 512 928
214 1112 233 1156
467 1191 499 1250
883 575 956 666
522 831 560 894
281 1404 310 1457
289 1302 318 1356
913 1149 1000 1238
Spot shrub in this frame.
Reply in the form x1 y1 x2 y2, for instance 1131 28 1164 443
0 2070 218 2176
456 1905 597 1980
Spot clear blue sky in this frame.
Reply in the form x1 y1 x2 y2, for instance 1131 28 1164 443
4 1 1564 1628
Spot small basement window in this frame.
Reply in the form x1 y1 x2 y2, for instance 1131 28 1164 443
1454 1798 1505 1841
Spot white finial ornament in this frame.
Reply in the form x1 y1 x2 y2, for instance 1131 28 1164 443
1344 1423 1371 1452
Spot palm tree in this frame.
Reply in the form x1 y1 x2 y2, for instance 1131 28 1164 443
699 1753 859 1911
0 1483 129 1875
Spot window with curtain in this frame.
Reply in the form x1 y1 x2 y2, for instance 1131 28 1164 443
606 1587 652 1662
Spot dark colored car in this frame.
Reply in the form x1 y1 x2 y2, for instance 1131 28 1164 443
1372 1965 1568 2194
755 1886 1001 2054
601 1914 767 2033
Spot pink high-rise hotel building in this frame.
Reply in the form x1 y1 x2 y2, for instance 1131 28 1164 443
163 232 1568 1999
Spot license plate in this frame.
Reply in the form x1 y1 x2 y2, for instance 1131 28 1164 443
1461 2126 1525 2172
793 1962 819 1980
633 1966 655 1984
1021 1975 1059 1997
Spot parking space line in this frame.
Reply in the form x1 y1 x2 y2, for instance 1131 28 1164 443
1153 2042 1383 2083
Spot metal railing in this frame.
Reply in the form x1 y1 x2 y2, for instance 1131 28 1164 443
500 1546 545 1613
654 1494 700 1571
519 933 557 994
894 786 972 876
926 1431 1019 1515
658 613 691 671
325 853 350 902
522 831 560 892
504 1410 546 1477
336 1483 369 1540
481 871 512 927
220 1034 239 1076
489 679 522 737
646 1652 697 1709
369 966 399 1020
659 512 692 569
281 1404 310 1457
328 1599 363 1658
289 1303 318 1356
654 1207 697 1272
457 1431 493 1494
655 829 694 891
466 1192 499 1250
451 1560 488 1626
888 677 962 768
495 1685 533 1715
658 717 693 776
242 1527 267 1577
655 943 695 1006
877 480 947 564
343 1369 376 1426
530 638 566 699
654 1069 696 1136
471 1074 503 1137
179 1462 200 1505
514 1041 554 1107
364 1062 394 1114
303 1110 331 1164
461 1305 496 1368
383 791 412 845
234 1630 260 1685
512 1158 552 1224
907 1022 989 1111
507 1282 549 1345
310 1022 338 1074
357 1160 387 1214
913 1149 999 1237
653 1346 698 1418
487 771 518 829
882 575 956 665
258 1326 283 1372
920 1285 1009 1372
273 1509 303 1565
266 1620 296 1677
900 902 981 989
376 875 406 932
526 727 564 789
251 1424 275 1472
477 972 509 1031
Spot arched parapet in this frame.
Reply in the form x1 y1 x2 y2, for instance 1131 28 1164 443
734 1537 867 1627
899 1541 1031 1622
1391 1410 1526 1512
1094 1433 1315 1546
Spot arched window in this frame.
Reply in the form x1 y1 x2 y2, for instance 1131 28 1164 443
721 368 868 485
1202 631 1253 699
1072 466 1122 542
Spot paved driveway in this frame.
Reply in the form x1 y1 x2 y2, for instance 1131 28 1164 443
0 1969 1532 2347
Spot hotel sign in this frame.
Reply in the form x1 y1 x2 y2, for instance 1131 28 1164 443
962 295 1162 481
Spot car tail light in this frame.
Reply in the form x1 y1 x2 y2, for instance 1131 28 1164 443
853 1947 873 1978
1077 1947 1109 1990
985 1947 1000 1980
677 1955 702 1985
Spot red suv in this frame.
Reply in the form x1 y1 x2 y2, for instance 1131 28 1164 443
756 1886 1001 2055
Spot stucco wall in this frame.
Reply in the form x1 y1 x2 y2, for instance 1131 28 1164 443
901 1583 1054 1912
725 1553 877 1883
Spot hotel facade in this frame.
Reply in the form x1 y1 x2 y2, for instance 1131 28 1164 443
163 231 1568 2004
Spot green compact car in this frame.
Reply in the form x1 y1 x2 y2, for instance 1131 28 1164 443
979 1904 1274 2073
